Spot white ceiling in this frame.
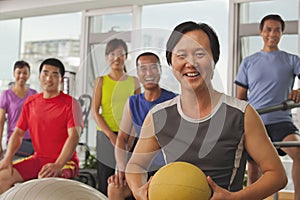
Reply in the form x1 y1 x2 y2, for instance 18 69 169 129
0 0 189 20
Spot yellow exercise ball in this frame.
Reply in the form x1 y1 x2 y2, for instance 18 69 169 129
148 162 211 200
0 177 108 200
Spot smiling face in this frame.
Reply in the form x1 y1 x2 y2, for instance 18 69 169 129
14 66 30 87
107 45 127 72
39 64 62 95
171 30 215 92
260 19 283 52
137 55 161 90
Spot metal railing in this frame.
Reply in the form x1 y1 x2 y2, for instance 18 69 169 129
256 100 300 200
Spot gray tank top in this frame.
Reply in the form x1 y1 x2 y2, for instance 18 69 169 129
151 94 248 191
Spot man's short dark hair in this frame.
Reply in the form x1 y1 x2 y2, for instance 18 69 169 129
39 58 65 77
136 52 161 67
166 21 220 66
260 14 285 32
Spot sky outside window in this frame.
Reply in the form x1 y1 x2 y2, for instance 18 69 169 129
142 0 228 93
0 19 20 81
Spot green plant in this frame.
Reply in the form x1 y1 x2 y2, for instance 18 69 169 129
82 153 97 169
243 170 248 187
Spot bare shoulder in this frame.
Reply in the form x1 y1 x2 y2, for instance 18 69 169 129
132 76 141 93
93 76 104 88
95 76 103 83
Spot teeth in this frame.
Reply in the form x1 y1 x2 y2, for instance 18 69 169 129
145 78 155 81
186 72 199 77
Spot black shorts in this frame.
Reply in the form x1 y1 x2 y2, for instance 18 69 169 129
266 121 299 156
248 121 299 160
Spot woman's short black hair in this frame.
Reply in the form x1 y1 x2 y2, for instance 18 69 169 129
14 60 30 72
166 21 220 66
105 38 128 58
39 58 65 77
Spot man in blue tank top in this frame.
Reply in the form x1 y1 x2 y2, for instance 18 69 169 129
107 52 176 200
235 14 300 200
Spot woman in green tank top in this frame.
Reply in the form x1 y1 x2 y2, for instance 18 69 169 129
91 38 140 195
